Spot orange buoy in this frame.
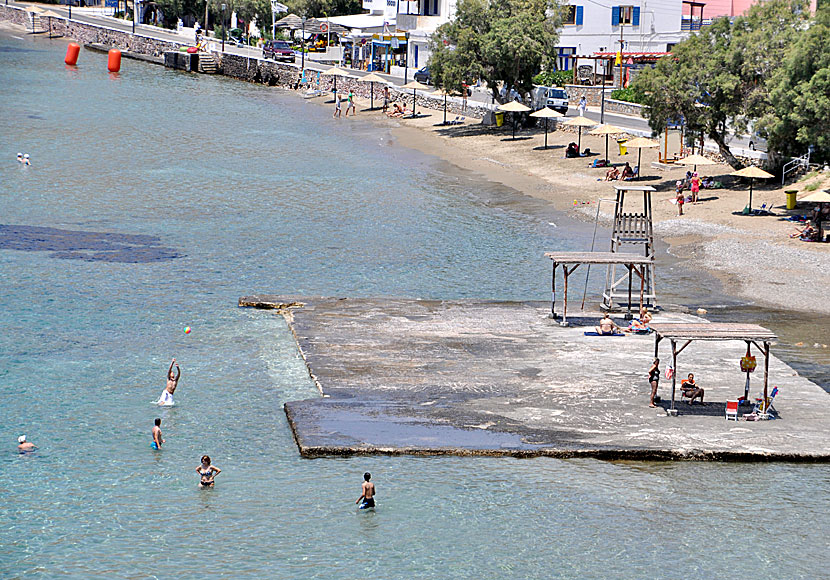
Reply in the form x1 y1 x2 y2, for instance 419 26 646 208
65 43 80 66
107 49 122 73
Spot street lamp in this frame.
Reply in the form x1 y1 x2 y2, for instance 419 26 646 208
221 3 227 51
301 17 306 69
132 0 136 33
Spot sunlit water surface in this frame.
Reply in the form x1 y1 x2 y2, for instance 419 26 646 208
1 31 828 578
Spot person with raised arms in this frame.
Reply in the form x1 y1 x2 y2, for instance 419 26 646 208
157 358 180 406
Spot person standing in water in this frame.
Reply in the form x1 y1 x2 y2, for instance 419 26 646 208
17 435 36 452
151 418 164 449
157 358 180 406
197 455 221 487
355 472 376 509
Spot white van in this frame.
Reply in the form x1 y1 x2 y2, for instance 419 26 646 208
531 86 569 114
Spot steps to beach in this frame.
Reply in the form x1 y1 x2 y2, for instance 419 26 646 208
25 13 46 34
198 53 219 74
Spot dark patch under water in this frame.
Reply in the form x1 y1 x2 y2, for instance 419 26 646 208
0 45 42 53
0 225 181 262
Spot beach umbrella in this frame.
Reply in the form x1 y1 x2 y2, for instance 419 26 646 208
563 115 596 151
401 79 430 117
275 13 302 28
498 100 531 140
729 166 774 212
529 107 563 149
590 123 626 162
357 72 387 110
621 136 658 179
40 10 61 38
799 190 830 204
676 153 716 173
322 66 351 95
430 88 457 125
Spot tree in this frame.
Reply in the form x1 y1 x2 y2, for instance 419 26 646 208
284 0 361 18
761 6 830 159
428 0 561 101
632 0 809 167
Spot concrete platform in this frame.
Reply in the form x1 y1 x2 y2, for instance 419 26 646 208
241 296 830 461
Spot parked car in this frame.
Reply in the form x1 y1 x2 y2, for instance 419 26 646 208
413 66 431 85
530 85 569 114
263 40 295 62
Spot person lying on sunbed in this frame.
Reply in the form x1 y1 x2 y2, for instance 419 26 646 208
624 307 652 333
594 313 621 335
681 373 705 404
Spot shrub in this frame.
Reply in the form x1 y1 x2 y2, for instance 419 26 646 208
610 87 647 104
533 70 573 87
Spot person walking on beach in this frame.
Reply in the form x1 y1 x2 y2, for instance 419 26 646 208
382 85 390 113
578 95 587 117
648 358 660 408
157 358 180 406
17 435 35 452
197 455 221 487
333 91 342 118
345 90 356 116
151 418 164 450
356 472 376 509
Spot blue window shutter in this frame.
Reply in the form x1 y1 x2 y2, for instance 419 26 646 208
611 6 620 26
633 6 640 25
576 6 584 25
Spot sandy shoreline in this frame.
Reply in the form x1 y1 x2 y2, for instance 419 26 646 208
366 103 830 316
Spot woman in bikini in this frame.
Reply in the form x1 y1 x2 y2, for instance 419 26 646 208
648 358 660 408
197 455 221 487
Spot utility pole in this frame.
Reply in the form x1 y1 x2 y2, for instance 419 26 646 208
221 3 226 52
618 21 624 89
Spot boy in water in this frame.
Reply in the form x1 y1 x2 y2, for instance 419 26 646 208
17 435 36 452
157 358 180 406
151 418 164 449
356 472 376 509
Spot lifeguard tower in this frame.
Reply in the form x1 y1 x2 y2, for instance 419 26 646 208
602 184 657 311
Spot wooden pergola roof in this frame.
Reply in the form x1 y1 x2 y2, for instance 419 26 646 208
650 323 777 342
545 251 652 265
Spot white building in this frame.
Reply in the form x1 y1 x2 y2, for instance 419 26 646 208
556 0 691 71
393 0 456 70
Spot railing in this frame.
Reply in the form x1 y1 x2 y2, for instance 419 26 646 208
681 18 712 31
782 152 811 185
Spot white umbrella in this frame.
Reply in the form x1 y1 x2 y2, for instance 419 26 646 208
401 80 430 117
498 101 531 140
563 115 596 151
621 137 658 179
590 123 626 161
357 72 387 109
529 107 563 149
730 166 774 212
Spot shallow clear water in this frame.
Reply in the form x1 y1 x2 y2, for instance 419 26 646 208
1 31 829 579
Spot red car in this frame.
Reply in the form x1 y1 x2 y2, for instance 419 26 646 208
263 40 295 62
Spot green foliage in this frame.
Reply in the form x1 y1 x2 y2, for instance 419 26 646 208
283 0 361 18
610 87 646 104
429 0 562 101
632 0 810 166
760 6 830 160
532 69 572 87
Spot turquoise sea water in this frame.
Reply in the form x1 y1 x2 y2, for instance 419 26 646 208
1 31 829 578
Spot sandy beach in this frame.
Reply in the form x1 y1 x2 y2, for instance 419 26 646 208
349 101 830 316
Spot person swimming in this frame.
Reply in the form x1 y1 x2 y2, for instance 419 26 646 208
157 358 180 406
151 418 164 450
17 153 23 164
355 472 376 509
196 455 221 487
22 154 30 166
17 435 36 452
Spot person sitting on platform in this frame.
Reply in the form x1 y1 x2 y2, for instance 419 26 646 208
681 373 705 404
387 102 407 118
594 313 621 335
625 306 652 333
605 166 620 181
620 162 634 180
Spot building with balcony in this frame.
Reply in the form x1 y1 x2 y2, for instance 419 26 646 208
394 0 456 71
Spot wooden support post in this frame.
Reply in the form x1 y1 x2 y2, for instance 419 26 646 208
654 335 661 358
625 264 633 319
744 341 752 402
550 261 558 318
563 266 570 326
670 339 677 411
638 265 645 313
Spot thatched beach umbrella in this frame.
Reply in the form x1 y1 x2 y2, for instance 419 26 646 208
730 166 774 212
498 100 532 140
401 79 430 117
430 88 457 125
322 66 352 95
621 136 659 179
590 123 626 162
800 190 830 204
358 72 387 110
529 107 563 149
41 9 62 38
563 115 596 151
677 153 716 174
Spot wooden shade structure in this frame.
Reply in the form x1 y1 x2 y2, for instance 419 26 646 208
322 66 353 94
529 107 563 149
401 79 430 117
621 137 658 179
730 166 774 212
677 153 716 173
800 190 830 204
41 9 62 38
563 115 596 151
430 88 460 125
498 101 532 140
590 123 626 162
357 72 387 110
651 323 777 414
546 251 654 325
